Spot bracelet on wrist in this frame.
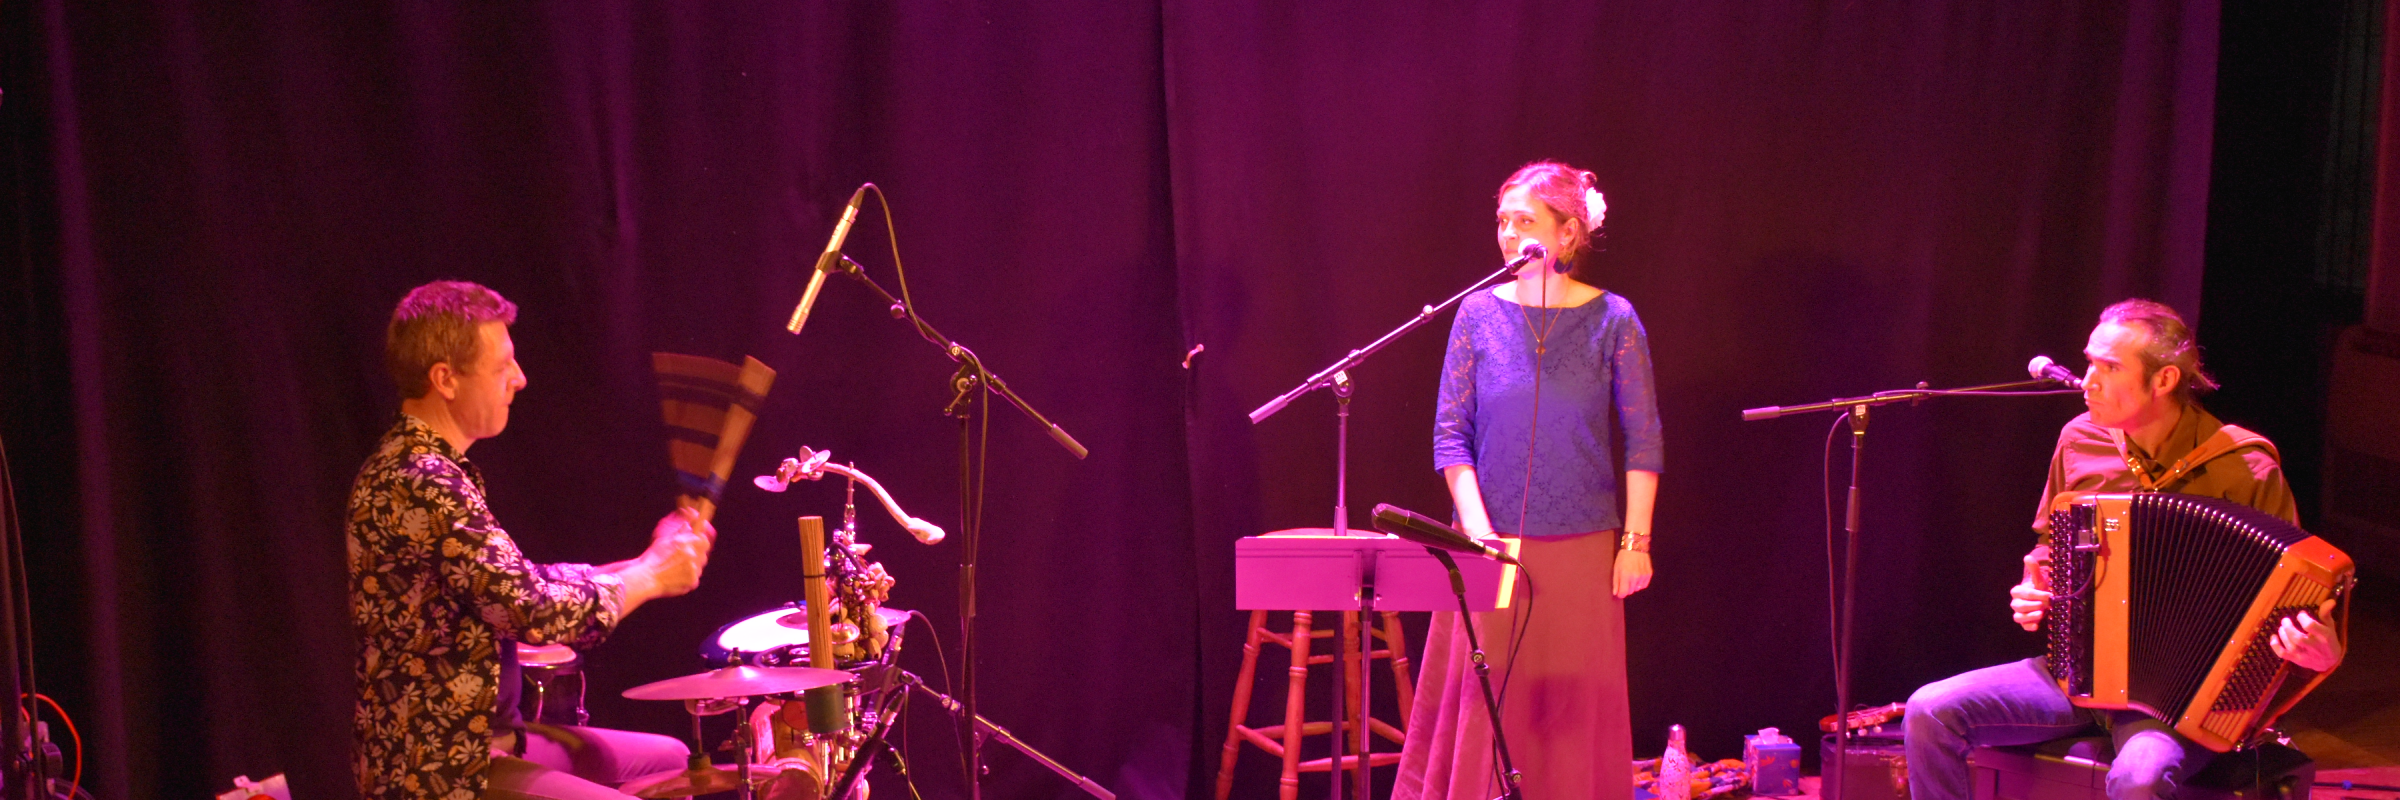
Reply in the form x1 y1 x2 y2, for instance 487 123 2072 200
1620 530 1651 553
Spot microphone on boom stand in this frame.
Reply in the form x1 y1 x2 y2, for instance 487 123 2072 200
1506 241 1547 272
2027 355 2083 388
787 183 872 336
1370 504 1521 565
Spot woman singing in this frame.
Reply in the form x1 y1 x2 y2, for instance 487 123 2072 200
1394 161 1662 800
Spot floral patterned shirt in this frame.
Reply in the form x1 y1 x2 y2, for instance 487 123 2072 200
347 415 627 800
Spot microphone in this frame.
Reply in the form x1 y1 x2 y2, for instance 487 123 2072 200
787 183 873 335
1370 503 1521 565
1506 241 1547 272
2028 355 2083 389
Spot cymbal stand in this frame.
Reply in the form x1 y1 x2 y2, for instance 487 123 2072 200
664 695 760 800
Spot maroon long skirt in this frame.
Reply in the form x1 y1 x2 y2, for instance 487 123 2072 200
1393 529 1633 800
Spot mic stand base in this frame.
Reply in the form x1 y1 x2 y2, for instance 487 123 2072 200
1425 548 1525 800
902 671 1117 800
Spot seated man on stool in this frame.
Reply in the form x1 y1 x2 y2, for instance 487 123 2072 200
349 280 711 800
1903 299 2345 800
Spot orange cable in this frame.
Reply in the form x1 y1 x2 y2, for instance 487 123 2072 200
29 693 81 797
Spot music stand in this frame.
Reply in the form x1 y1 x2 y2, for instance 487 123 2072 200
1235 531 1518 800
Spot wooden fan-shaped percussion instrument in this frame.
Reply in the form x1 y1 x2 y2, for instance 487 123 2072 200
653 352 777 524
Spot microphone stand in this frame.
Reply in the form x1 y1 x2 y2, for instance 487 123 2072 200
1248 258 1522 799
1741 377 2072 800
820 254 1091 800
1422 547 1522 800
826 255 1089 460
893 670 1119 800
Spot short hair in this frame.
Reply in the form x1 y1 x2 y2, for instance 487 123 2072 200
1498 161 1607 261
386 280 518 399
2098 298 2218 400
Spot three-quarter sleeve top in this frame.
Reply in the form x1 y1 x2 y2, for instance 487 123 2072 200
1433 287 1663 537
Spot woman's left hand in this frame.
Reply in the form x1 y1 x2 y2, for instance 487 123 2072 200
1613 549 1652 598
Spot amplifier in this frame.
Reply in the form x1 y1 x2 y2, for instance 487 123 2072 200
1822 734 1910 800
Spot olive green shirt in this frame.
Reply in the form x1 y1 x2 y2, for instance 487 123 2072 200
2032 405 2297 542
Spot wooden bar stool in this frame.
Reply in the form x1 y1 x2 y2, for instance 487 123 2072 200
1214 608 1416 800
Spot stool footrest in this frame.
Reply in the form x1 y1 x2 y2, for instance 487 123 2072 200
1297 753 1404 772
1305 649 1394 666
1216 610 1419 800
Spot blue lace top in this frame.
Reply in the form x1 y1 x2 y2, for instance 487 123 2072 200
1433 287 1663 537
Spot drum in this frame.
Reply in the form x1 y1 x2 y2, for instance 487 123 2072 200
515 642 587 725
703 604 912 668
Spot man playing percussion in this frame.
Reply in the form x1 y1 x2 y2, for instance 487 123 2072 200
348 280 714 800
1902 299 2345 800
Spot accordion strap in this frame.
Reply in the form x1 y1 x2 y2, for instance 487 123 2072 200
2121 422 2280 493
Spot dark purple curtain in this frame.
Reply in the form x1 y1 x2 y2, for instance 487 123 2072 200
1 1 2216 799
1173 2 2216 796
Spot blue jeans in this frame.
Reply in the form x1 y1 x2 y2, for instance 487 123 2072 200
1904 657 2211 800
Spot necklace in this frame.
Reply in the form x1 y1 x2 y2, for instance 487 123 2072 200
1512 279 1566 359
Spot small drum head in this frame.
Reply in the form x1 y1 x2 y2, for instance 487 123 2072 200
515 642 581 674
704 604 910 667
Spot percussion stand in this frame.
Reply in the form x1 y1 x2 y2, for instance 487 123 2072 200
820 254 1092 800
1249 258 1521 800
1740 377 2072 800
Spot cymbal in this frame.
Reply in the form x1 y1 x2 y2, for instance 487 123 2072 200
622 664 853 701
620 761 783 799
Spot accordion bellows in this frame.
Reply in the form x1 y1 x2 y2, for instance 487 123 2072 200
2043 492 2352 752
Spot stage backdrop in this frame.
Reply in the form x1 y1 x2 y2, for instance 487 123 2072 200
2 1 2218 798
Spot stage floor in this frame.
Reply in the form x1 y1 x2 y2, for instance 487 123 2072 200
1769 574 2400 800
2283 574 2400 800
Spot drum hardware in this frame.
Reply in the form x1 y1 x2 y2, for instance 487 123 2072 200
731 454 931 798
620 701 784 800
624 667 856 800
756 447 946 546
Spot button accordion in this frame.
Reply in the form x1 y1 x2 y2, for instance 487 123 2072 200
2041 492 2352 752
